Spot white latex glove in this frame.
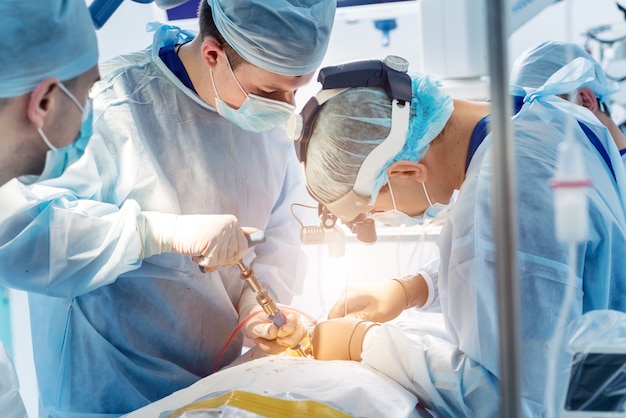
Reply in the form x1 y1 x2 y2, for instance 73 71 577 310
238 287 307 354
136 211 248 271
328 273 429 322
327 277 418 323
311 317 379 361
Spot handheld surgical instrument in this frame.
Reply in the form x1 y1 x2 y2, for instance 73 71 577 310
200 230 307 356
235 255 308 357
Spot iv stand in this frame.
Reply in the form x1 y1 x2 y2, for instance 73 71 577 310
486 0 523 417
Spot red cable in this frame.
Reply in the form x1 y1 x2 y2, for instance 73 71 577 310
213 310 263 373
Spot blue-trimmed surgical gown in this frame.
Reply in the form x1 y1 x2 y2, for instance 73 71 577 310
0 25 309 417
359 94 626 417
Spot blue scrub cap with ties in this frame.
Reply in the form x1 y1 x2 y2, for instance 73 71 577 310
510 41 619 107
207 0 336 76
0 0 99 98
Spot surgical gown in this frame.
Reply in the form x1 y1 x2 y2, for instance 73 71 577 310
0 25 310 417
360 96 626 417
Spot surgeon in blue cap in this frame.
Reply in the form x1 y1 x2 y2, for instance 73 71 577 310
510 40 626 153
1 0 336 416
0 0 99 185
302 57 626 416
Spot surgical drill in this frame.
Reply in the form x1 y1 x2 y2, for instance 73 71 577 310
200 230 307 356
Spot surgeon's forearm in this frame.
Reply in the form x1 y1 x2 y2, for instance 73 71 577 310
393 274 429 309
0 197 143 297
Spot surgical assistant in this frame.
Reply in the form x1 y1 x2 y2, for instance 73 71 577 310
302 57 626 416
0 0 99 186
510 41 626 155
0 0 335 416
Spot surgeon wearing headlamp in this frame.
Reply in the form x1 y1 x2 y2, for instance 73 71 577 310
299 53 626 416
0 0 335 416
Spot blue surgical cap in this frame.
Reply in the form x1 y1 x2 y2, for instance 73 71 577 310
510 41 619 106
207 0 336 76
371 74 454 201
305 73 454 205
0 0 98 98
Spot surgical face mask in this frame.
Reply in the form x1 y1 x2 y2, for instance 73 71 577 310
209 55 295 132
37 83 93 179
421 181 447 218
369 181 424 227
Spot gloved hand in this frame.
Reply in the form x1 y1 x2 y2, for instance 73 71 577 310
327 275 424 322
136 211 248 272
311 317 379 361
238 287 308 354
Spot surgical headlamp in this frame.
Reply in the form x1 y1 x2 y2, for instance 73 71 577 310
89 0 189 29
288 55 413 226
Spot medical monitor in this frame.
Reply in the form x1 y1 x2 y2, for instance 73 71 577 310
562 351 626 417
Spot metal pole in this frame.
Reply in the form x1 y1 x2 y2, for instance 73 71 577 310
485 0 522 416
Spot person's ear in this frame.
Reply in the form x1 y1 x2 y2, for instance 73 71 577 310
386 161 427 182
201 38 223 68
26 77 58 129
577 87 599 113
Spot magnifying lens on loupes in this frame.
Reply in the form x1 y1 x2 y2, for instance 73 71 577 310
199 230 307 356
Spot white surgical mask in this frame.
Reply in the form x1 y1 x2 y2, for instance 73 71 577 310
370 181 450 226
369 181 424 227
210 55 295 132
37 83 93 180
421 181 447 218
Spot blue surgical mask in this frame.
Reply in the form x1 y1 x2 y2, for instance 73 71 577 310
37 83 93 180
370 181 450 226
369 181 424 226
209 55 295 132
421 181 447 218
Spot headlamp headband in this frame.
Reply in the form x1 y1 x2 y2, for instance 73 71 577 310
288 55 413 222
288 55 412 161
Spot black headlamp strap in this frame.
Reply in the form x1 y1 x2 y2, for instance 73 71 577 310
292 56 413 225
295 88 350 162
293 56 412 165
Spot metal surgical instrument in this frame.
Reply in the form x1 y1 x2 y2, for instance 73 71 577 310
200 230 307 356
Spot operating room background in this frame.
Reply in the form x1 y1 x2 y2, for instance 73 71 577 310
3 0 624 416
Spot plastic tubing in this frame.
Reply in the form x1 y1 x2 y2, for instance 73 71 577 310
545 132 591 417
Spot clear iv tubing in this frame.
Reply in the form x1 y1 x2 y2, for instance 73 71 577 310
544 133 591 418
212 304 317 373
545 243 578 418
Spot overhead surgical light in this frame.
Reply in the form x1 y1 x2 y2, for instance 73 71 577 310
89 0 189 29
